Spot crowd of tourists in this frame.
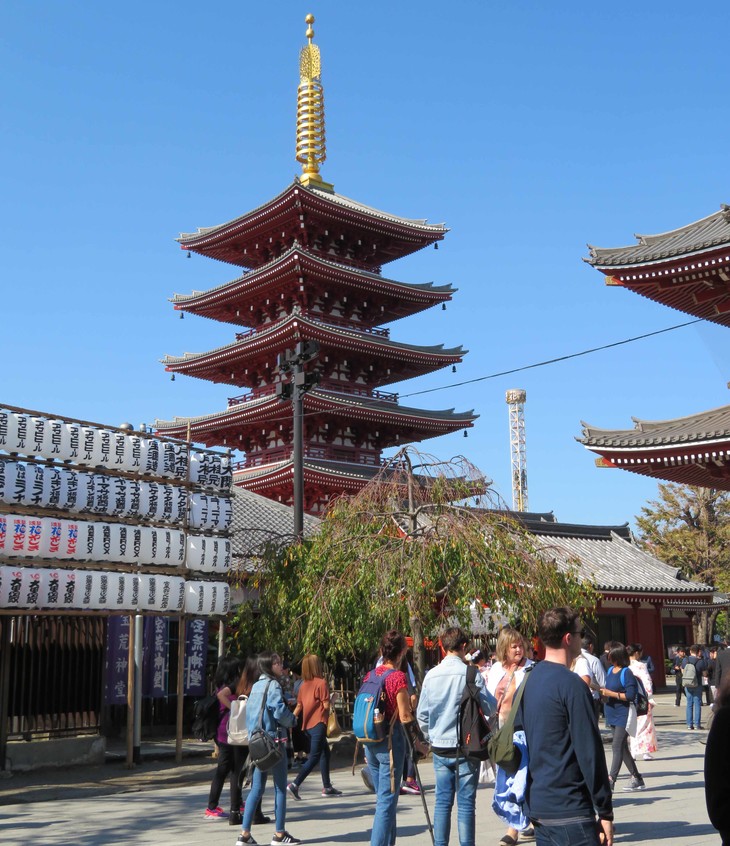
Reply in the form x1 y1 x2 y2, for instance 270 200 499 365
200 611 730 846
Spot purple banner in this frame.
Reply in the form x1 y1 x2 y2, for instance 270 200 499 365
103 616 130 705
143 616 169 698
184 618 208 695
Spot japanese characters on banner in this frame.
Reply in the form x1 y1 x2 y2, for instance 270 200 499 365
104 615 131 705
143 616 169 698
184 618 209 696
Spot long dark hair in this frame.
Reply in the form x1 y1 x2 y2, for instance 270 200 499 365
256 650 281 681
214 655 242 690
236 657 259 696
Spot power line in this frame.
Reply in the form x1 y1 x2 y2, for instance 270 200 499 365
399 318 703 399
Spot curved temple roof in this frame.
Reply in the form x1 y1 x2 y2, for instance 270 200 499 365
579 403 730 490
586 206 730 269
170 244 455 327
177 181 447 269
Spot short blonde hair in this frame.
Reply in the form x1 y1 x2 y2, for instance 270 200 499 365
301 653 324 681
495 627 528 665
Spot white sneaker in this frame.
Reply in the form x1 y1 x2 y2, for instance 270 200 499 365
642 753 654 760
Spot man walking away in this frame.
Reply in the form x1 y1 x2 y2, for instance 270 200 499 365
519 608 614 846
417 627 496 846
682 644 707 729
672 646 687 707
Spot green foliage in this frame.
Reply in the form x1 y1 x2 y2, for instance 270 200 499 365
230 448 596 670
635 483 730 590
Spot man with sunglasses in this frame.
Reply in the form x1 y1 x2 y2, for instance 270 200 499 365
518 608 614 846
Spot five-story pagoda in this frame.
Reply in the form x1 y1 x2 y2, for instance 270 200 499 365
156 16 476 513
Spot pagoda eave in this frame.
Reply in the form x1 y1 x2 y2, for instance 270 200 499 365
177 182 447 270
170 246 455 327
584 446 730 490
162 316 466 387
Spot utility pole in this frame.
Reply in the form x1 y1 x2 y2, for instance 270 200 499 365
276 341 320 539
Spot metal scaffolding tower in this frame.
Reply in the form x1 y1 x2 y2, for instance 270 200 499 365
506 389 528 512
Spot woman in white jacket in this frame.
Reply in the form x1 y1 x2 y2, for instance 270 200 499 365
486 627 535 846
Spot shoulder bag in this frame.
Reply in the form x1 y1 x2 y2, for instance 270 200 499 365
248 681 283 771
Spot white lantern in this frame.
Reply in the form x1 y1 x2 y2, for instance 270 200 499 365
55 568 80 608
189 493 209 530
97 429 114 469
91 473 112 516
212 538 232 573
29 417 50 459
74 570 104 610
173 486 188 523
44 466 69 511
158 484 175 521
138 574 185 611
7 515 29 557
189 452 204 485
138 526 156 565
0 514 8 555
0 460 24 507
1 412 32 455
24 463 48 508
105 572 137 610
0 565 43 608
38 568 73 608
186 534 209 572
46 419 65 460
143 439 163 476
125 479 142 520
40 517 65 558
109 477 129 518
111 432 129 471
139 481 160 520
127 435 147 473
220 456 233 492
63 422 83 463
184 580 230 615
156 528 185 566
78 427 99 466
25 516 44 556
115 524 137 564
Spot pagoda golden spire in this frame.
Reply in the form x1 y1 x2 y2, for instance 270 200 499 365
296 14 333 191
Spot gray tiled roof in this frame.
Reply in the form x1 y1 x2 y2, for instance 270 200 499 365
586 206 730 268
229 486 320 573
579 404 730 449
525 522 713 595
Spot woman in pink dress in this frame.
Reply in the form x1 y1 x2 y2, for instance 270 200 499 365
629 643 658 760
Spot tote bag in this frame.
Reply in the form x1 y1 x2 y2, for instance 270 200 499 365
227 695 249 745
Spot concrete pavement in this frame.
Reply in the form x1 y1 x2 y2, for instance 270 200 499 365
0 693 721 845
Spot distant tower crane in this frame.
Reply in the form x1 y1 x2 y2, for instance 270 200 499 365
506 389 528 512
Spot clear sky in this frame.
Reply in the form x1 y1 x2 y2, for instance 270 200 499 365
3 2 729 529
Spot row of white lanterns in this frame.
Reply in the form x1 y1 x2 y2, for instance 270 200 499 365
0 566 230 615
0 514 230 573
0 410 232 491
0 460 232 531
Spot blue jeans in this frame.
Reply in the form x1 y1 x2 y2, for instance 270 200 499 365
685 686 702 727
241 752 288 834
364 723 405 846
292 721 332 789
432 754 479 846
534 819 600 846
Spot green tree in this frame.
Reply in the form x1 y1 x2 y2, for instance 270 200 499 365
635 483 730 643
231 448 595 681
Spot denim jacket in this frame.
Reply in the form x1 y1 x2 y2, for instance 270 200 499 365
246 676 296 740
417 654 497 749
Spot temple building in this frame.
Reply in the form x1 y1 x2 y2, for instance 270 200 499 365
155 16 476 512
580 206 730 488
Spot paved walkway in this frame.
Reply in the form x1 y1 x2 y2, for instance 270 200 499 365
0 693 720 845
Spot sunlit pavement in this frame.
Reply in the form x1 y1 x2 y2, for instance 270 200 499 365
0 692 719 846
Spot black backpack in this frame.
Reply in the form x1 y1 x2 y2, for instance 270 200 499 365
457 665 492 761
192 694 220 741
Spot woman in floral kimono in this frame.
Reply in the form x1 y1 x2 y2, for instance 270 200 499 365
629 643 658 760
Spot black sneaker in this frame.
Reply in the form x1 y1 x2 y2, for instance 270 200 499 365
622 777 645 791
229 811 243 826
321 786 342 796
236 835 258 846
271 833 301 845
286 782 301 801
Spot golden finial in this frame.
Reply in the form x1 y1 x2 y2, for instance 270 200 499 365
296 13 333 191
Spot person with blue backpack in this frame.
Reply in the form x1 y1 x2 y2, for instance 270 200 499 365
355 630 429 846
599 643 646 792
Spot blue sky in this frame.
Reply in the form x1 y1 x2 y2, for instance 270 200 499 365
3 2 729 529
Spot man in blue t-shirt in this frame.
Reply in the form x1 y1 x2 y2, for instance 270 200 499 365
519 607 614 846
